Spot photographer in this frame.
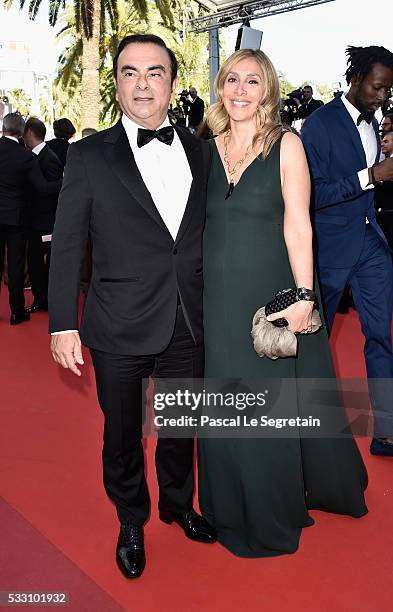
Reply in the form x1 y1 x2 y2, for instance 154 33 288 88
280 88 304 126
187 87 205 131
296 85 324 120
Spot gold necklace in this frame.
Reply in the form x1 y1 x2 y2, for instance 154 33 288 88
223 130 252 200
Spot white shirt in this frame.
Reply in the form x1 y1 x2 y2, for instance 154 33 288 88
4 135 19 143
52 114 193 335
341 94 377 191
32 141 46 156
121 114 192 241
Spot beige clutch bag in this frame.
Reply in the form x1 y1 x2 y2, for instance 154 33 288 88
251 306 323 360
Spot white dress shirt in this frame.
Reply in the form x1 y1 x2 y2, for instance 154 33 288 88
341 94 377 191
4 135 19 143
32 141 46 156
52 114 193 335
121 114 192 241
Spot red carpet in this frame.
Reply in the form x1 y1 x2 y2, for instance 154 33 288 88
1 290 392 611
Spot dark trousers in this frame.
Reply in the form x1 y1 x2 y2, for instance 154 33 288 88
319 226 393 437
90 305 204 525
27 229 51 306
0 223 27 315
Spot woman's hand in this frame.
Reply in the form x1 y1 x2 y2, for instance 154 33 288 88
266 300 314 334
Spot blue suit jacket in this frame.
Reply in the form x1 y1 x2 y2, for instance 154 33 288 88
301 94 386 268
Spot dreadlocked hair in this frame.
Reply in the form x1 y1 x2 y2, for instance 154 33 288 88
344 45 393 85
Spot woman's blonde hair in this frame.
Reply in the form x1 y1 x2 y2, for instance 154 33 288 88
207 48 282 159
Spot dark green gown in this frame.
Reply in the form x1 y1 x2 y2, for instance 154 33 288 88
198 137 368 558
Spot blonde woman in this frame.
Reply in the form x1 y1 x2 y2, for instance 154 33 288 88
198 49 368 558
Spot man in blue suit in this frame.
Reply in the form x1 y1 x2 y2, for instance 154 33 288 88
302 46 393 456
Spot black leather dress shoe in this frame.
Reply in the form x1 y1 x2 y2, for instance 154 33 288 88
159 508 217 543
370 437 393 457
10 312 30 326
25 302 48 314
116 523 145 579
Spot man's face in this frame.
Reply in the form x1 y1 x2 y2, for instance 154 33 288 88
114 42 178 129
381 116 393 135
303 87 313 101
189 88 197 100
381 133 393 156
351 63 393 118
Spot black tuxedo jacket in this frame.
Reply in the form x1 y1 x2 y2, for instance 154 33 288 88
48 121 211 355
297 98 324 120
0 137 61 227
46 138 69 169
29 145 63 234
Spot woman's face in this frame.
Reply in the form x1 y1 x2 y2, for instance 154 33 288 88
221 57 265 123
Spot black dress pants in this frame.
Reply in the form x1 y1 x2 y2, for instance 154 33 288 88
90 305 203 525
0 223 27 315
27 229 50 305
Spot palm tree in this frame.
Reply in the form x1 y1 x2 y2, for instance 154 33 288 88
4 0 175 130
55 0 209 127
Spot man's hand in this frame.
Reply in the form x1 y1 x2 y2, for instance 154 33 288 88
373 158 393 182
50 332 84 376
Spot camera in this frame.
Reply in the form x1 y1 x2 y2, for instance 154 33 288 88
280 89 304 125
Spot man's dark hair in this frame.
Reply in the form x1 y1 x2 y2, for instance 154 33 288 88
303 85 313 91
25 117 46 141
383 111 393 120
2 112 25 137
345 45 393 85
53 118 76 140
113 34 178 83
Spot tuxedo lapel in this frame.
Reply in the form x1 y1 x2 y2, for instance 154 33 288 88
103 121 169 234
174 125 203 244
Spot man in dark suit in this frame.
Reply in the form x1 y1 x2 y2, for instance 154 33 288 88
296 85 324 120
187 87 205 131
49 34 216 579
375 130 393 247
46 118 76 169
23 117 63 313
0 113 62 325
302 45 393 456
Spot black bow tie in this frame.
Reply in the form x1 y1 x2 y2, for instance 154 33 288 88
137 126 174 148
357 113 373 126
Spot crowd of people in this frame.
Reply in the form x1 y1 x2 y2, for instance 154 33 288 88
0 116 98 323
1 33 393 579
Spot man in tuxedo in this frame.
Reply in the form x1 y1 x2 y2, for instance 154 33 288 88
0 113 62 325
49 34 216 579
187 87 205 131
296 85 324 120
302 45 393 456
23 117 63 313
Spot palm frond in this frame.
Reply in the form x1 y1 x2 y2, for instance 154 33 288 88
28 0 43 20
57 39 83 88
80 0 94 38
49 0 65 25
131 0 148 20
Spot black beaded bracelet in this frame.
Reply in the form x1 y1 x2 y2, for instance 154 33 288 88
296 287 317 302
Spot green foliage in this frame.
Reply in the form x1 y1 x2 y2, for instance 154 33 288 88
54 0 211 128
315 84 336 104
277 71 295 98
8 88 32 117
